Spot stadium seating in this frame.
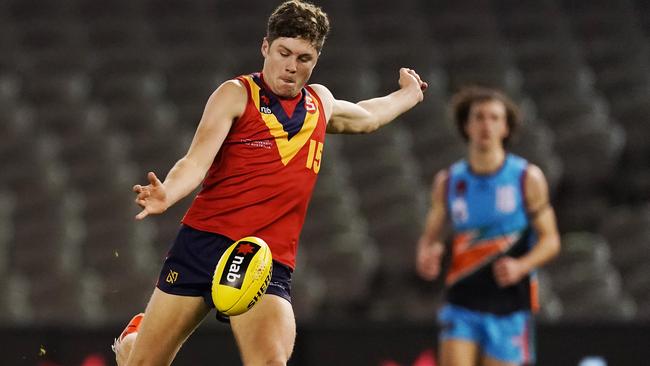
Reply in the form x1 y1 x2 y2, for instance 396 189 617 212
547 232 638 321
299 141 381 320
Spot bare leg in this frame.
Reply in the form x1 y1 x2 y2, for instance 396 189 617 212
230 295 296 366
439 339 480 366
122 288 211 366
115 332 138 365
482 355 519 366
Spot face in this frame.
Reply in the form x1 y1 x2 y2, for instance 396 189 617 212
464 100 509 151
261 37 319 98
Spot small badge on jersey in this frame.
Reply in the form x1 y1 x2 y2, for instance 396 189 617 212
305 95 316 113
451 197 469 224
496 185 517 213
260 94 272 114
455 180 467 196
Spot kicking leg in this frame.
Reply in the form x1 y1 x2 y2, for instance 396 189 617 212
116 288 211 366
113 313 144 365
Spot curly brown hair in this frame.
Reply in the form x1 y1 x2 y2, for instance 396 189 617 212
267 0 330 53
451 86 522 146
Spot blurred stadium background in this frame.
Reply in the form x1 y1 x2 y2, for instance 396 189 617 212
1 0 649 364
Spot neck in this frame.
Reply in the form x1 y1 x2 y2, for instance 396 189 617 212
468 146 506 174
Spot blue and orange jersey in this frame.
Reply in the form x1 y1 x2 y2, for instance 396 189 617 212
444 154 539 314
182 73 327 270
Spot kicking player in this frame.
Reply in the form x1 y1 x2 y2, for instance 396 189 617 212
113 1 428 365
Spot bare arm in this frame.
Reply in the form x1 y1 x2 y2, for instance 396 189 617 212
416 170 449 280
493 164 561 286
133 80 247 219
311 68 427 134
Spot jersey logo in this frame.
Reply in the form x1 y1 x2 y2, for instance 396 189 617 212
218 241 261 289
451 197 469 224
455 179 467 196
166 270 179 284
446 231 522 285
496 185 517 213
305 96 316 113
246 75 320 165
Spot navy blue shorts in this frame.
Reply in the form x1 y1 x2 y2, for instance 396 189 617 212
156 224 293 310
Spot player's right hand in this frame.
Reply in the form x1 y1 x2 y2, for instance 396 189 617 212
416 242 444 281
133 172 168 220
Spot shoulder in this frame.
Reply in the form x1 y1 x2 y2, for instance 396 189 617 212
523 163 549 200
307 83 335 120
307 83 334 101
449 159 467 176
524 163 546 185
434 169 449 185
431 169 449 195
203 79 249 119
507 153 528 170
210 79 248 103
218 78 248 96
429 169 450 209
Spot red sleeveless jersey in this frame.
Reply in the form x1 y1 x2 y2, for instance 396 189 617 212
182 73 327 269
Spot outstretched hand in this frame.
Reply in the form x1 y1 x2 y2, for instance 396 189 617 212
133 172 168 220
399 67 428 101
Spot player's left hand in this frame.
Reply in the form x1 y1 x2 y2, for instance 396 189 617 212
492 256 526 287
398 68 428 101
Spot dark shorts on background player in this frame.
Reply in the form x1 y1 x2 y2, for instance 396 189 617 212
156 224 293 308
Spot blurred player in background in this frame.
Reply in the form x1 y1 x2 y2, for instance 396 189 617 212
416 86 560 366
112 1 428 365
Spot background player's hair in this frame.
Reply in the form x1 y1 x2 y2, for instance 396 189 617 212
267 0 330 53
451 86 522 146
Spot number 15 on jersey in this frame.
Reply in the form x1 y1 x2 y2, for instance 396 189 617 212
305 139 323 174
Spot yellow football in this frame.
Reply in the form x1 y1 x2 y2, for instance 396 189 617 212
212 236 273 316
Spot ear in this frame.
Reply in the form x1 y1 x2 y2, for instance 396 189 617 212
261 38 269 57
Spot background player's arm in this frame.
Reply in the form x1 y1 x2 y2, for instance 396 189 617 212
133 80 247 219
311 68 427 134
416 170 449 281
493 164 561 287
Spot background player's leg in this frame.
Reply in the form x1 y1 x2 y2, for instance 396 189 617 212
439 339 480 366
123 288 211 366
482 355 518 366
230 295 296 366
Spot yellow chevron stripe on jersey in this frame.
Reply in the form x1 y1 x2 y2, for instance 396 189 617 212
243 75 320 166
